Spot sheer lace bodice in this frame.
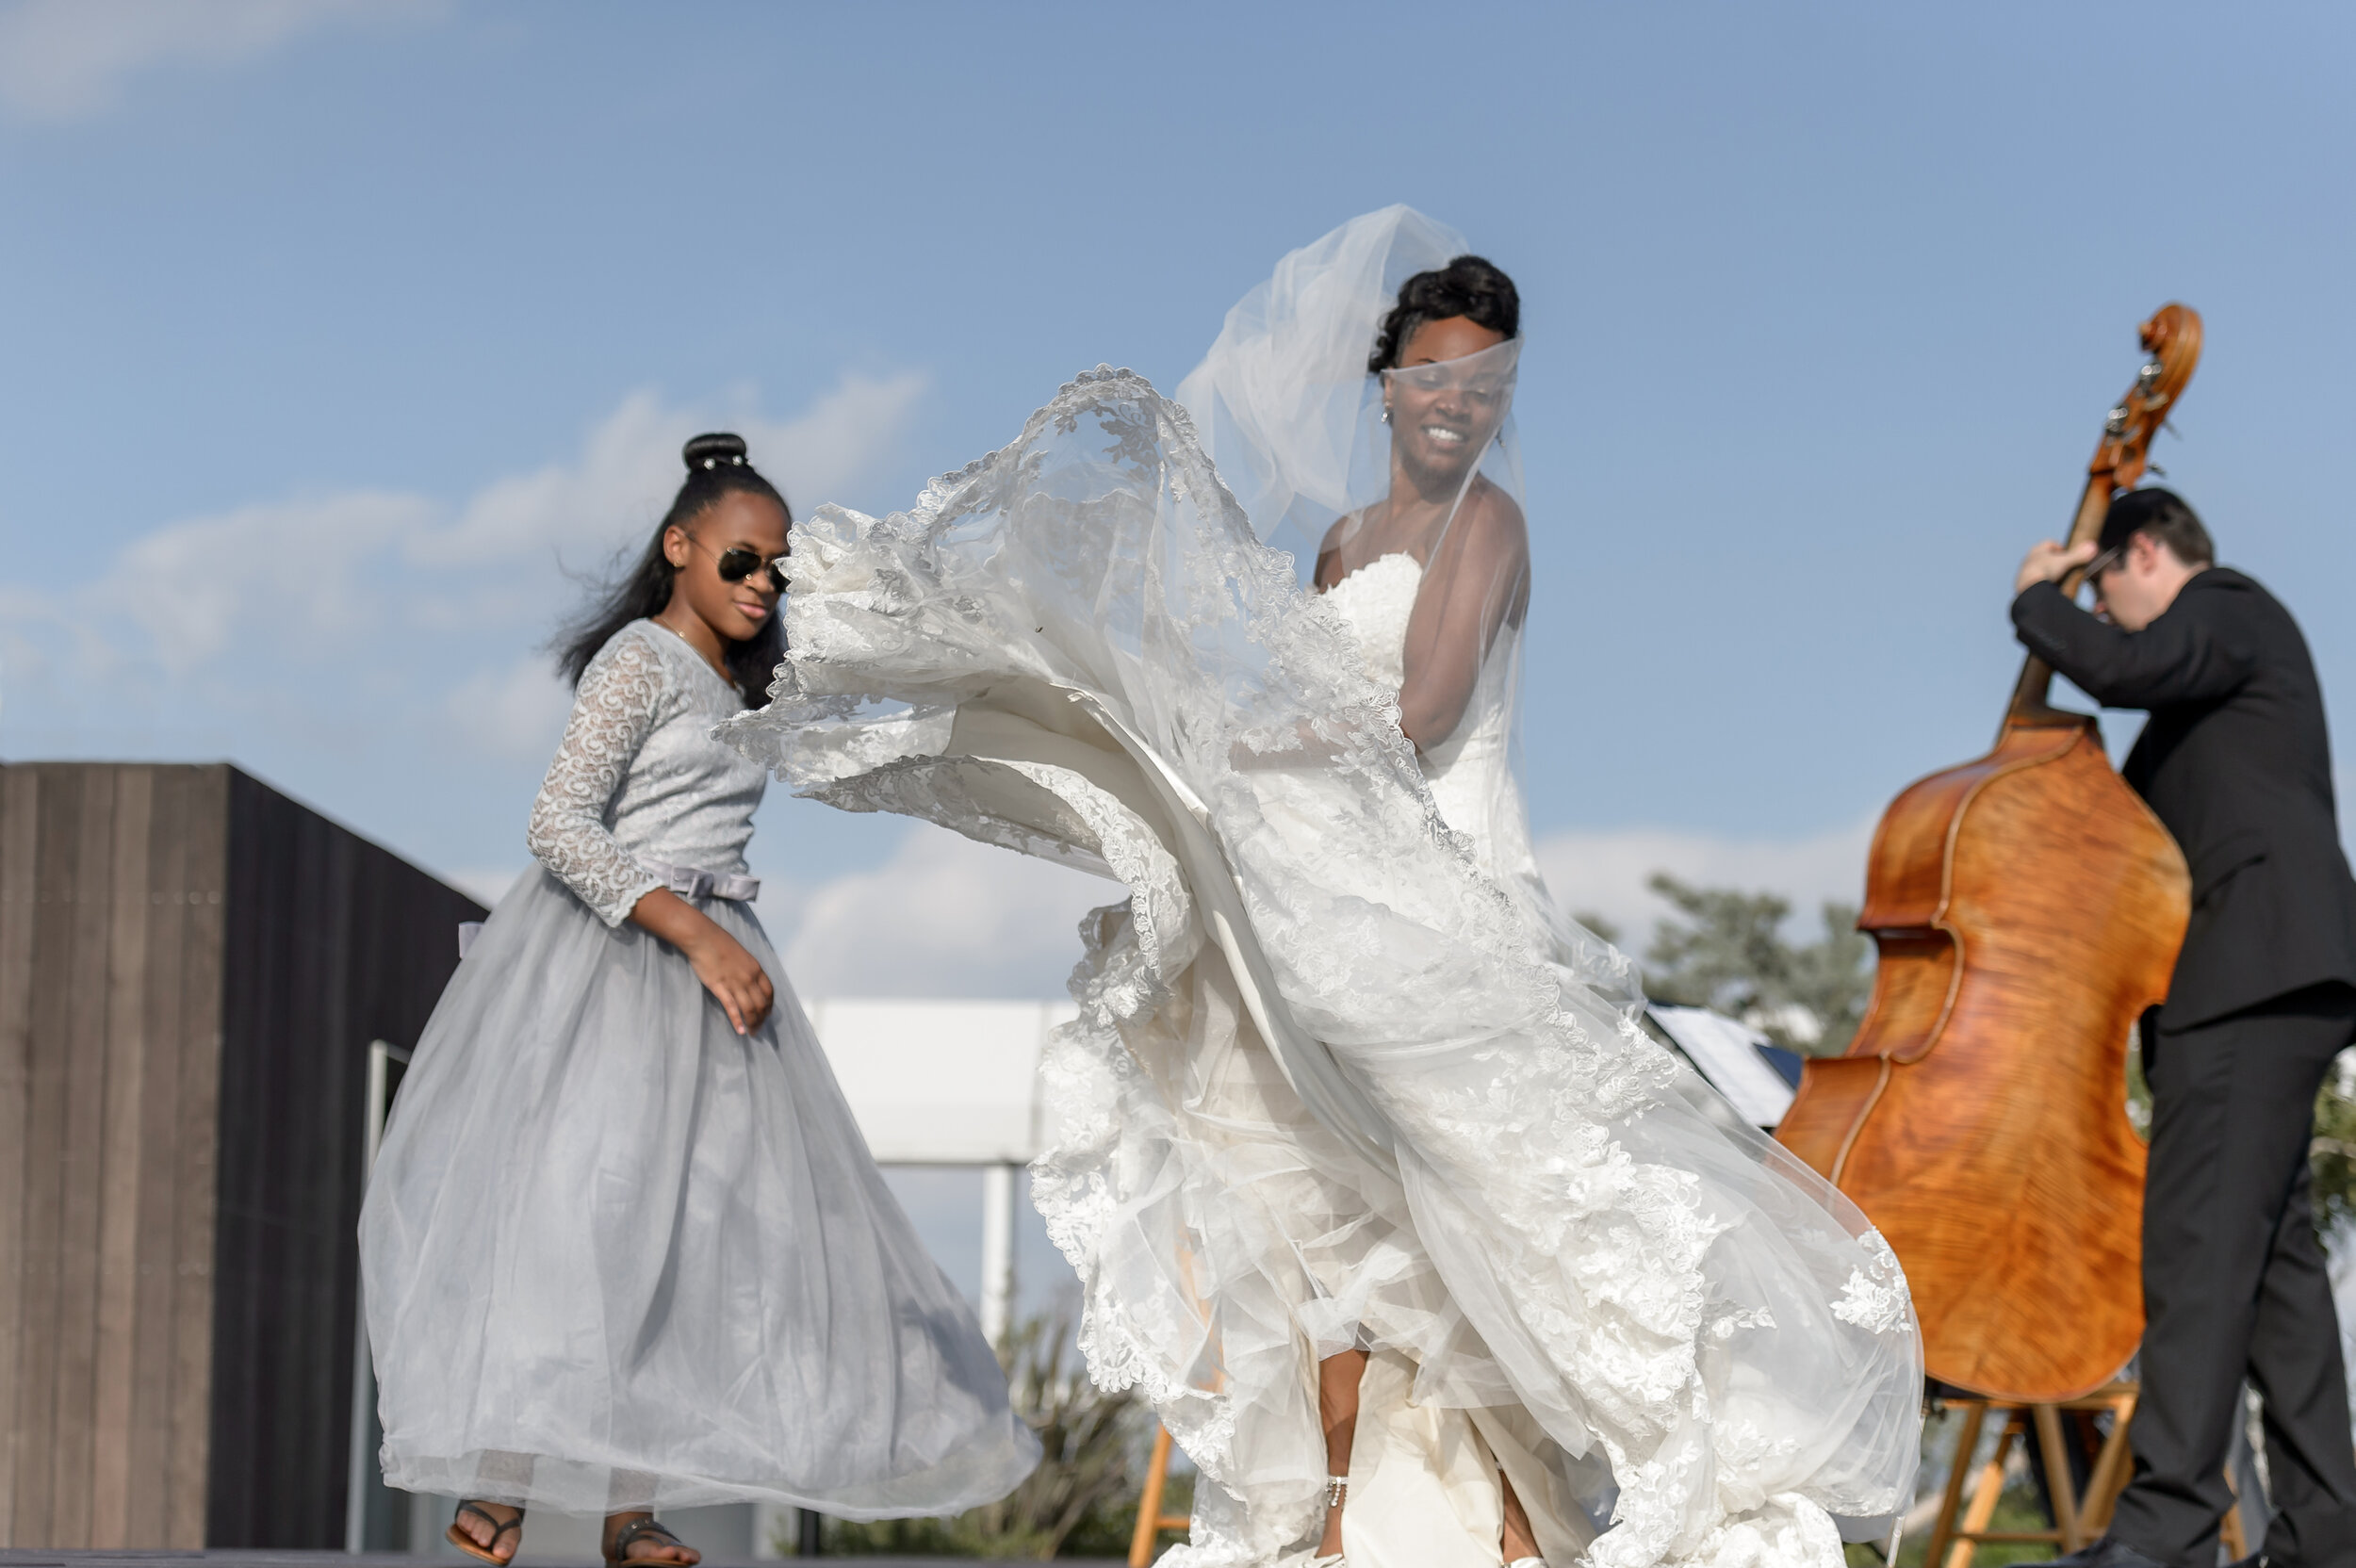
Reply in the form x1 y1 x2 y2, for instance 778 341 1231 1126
525 620 767 926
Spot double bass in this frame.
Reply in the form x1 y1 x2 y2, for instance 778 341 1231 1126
1776 306 2201 1403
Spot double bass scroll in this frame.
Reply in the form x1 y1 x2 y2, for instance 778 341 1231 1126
2007 304 2203 727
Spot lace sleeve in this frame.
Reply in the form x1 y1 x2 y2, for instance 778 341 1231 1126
525 629 668 926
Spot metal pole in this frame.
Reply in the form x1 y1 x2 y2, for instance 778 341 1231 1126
346 1042 400 1554
980 1162 1016 1347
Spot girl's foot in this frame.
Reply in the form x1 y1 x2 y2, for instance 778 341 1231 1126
604 1511 700 1567
447 1500 524 1566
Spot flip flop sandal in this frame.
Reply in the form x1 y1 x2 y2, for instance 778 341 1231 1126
607 1514 693 1567
447 1500 525 1566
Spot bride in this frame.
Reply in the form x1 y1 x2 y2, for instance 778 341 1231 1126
720 207 1922 1568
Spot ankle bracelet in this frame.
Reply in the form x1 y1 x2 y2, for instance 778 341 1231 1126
1324 1475 1349 1508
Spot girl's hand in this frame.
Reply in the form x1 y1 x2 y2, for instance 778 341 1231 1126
629 887 776 1035
683 929 774 1036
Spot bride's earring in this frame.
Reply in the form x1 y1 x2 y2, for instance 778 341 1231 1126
1381 403 1392 425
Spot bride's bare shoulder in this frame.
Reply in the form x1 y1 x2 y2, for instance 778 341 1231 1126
1312 513 1356 591
1455 478 1528 551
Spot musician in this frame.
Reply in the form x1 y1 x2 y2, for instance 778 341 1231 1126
2011 486 2356 1568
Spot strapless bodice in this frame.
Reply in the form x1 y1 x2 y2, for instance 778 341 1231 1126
1320 552 1522 885
1320 551 1424 692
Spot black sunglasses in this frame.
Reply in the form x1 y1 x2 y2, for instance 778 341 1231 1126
686 534 789 593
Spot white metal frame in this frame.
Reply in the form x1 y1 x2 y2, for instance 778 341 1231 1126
804 998 1074 1348
345 1039 411 1555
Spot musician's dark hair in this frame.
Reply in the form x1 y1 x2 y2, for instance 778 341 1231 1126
2102 486 2214 569
553 433 789 707
1368 254 1520 373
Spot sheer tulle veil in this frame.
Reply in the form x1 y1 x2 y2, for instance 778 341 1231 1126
1178 204 1523 552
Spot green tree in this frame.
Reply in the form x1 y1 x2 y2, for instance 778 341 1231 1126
2313 1060 2356 1235
1640 873 1874 1056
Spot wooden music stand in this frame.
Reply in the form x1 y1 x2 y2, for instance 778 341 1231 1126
1129 1423 1191 1567
1922 1381 2250 1568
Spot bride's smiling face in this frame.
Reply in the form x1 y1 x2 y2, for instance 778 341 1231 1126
1384 315 1511 484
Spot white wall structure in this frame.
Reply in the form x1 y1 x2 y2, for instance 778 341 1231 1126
805 997 1078 1345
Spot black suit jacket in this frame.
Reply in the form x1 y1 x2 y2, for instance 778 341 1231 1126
2011 567 2356 1028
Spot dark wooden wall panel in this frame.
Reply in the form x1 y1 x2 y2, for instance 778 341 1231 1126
169 771 229 1549
89 766 151 1541
207 769 480 1549
0 767 39 1538
0 765 228 1547
0 763 469 1550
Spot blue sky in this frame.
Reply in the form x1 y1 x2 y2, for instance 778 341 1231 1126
5 0 2354 983
5 0 2351 1334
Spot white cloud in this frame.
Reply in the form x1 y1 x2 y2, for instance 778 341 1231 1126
755 369 934 512
781 824 1116 1001
415 390 693 571
113 489 433 665
6 371 928 750
1535 816 1876 951
2 371 938 781
445 654 574 765
414 370 931 570
0 0 437 123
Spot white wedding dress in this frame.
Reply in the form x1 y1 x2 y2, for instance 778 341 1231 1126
717 353 1921 1565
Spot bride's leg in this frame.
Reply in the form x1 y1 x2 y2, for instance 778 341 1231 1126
1316 1348 1368 1558
1499 1471 1540 1563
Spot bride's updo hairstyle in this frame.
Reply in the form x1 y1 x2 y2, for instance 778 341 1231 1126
1367 255 1520 373
554 433 791 707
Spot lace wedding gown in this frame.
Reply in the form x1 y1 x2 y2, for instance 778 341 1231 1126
361 619 1039 1519
717 369 1922 1568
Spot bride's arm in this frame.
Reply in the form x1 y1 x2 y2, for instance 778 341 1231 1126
1397 486 1530 748
1311 515 1350 593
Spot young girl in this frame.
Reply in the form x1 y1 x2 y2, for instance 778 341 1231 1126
360 433 1038 1568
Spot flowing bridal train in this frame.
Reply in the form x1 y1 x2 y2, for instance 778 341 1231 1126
719 209 1921 1568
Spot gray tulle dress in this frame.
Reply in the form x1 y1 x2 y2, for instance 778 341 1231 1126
359 619 1039 1518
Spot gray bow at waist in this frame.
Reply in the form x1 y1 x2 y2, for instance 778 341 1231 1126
639 858 761 902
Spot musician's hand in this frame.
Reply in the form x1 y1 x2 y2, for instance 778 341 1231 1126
2015 539 2098 596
